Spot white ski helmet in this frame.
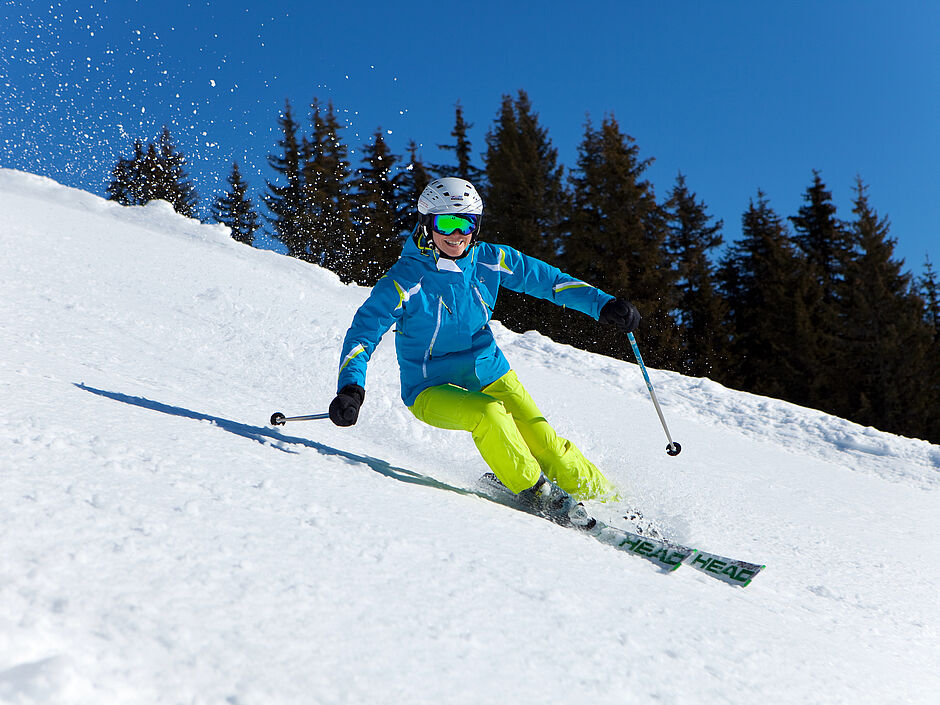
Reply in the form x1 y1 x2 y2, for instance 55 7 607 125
417 177 483 216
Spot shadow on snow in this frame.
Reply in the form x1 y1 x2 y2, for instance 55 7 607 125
74 382 490 500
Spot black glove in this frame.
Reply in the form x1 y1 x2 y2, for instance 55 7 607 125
599 298 642 332
329 384 365 427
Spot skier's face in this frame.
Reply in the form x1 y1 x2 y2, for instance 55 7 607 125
431 228 472 258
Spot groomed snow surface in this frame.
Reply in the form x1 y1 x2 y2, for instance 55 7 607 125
1 169 938 705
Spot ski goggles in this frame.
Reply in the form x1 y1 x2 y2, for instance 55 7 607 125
431 213 479 236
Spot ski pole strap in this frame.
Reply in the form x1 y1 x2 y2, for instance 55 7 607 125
628 332 681 456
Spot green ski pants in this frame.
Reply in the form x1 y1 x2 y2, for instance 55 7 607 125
409 370 618 500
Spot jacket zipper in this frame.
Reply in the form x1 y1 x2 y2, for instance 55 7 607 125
423 297 445 378
473 285 492 316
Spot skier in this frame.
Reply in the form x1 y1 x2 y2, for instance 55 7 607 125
330 177 641 526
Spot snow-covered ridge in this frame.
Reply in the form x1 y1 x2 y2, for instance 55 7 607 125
2 169 937 705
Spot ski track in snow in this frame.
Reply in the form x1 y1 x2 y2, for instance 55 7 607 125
1 169 938 705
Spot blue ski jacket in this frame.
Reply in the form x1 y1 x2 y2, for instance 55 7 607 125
337 230 616 406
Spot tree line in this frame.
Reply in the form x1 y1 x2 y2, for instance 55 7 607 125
106 91 940 444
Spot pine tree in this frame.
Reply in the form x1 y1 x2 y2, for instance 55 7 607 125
918 257 940 442
919 256 940 337
350 129 401 285
719 191 820 404
264 101 309 259
397 141 432 236
155 127 198 218
484 91 565 263
837 179 936 439
303 99 356 272
212 162 259 245
298 100 330 265
563 116 679 367
789 170 851 304
483 91 568 337
107 140 145 206
138 143 164 204
787 171 851 409
664 173 727 377
436 101 484 183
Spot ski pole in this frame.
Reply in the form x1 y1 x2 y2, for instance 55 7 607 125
627 332 682 456
269 411 330 426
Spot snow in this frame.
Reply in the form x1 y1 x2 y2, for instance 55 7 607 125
1 168 938 704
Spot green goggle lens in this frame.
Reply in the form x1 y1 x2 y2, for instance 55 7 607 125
432 214 478 236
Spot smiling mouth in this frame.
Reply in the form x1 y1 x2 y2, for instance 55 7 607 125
444 239 466 248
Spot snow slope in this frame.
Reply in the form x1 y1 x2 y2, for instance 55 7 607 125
1 169 938 705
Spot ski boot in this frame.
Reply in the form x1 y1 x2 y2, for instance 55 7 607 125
519 474 596 530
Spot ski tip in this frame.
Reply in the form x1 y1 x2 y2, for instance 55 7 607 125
739 565 767 587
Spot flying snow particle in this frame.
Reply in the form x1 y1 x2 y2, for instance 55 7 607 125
210 79 216 87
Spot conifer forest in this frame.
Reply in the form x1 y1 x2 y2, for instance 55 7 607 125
107 91 940 444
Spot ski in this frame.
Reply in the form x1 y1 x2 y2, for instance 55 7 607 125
588 522 764 586
477 473 764 587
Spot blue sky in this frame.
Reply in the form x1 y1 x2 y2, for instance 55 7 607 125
2 0 937 276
